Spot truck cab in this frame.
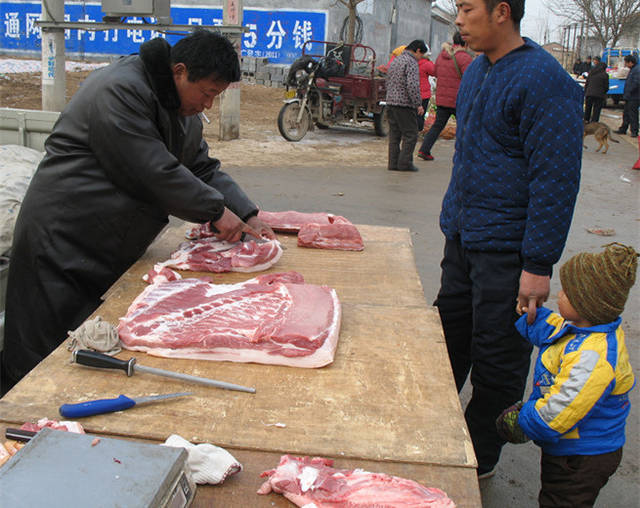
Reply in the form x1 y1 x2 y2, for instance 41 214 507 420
602 47 639 103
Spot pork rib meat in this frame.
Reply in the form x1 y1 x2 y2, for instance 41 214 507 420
258 455 456 507
257 210 351 233
159 237 283 273
118 272 341 368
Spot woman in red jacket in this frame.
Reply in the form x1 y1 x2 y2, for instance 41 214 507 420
417 55 436 131
418 32 473 161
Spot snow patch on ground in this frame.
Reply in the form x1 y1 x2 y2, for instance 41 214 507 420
0 58 107 74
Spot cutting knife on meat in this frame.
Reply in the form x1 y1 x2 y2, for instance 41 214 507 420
0 30 276 395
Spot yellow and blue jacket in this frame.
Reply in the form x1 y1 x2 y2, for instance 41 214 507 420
516 307 635 456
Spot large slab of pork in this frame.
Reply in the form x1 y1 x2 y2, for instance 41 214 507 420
118 272 341 368
297 222 364 251
157 237 283 273
257 210 352 233
257 455 456 507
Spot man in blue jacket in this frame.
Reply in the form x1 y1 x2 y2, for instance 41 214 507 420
434 0 583 478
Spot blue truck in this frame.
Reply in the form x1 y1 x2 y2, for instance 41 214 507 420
602 47 640 103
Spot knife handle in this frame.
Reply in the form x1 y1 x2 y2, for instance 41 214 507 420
59 395 136 418
73 350 136 376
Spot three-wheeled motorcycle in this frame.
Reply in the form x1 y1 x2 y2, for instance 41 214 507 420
277 40 389 142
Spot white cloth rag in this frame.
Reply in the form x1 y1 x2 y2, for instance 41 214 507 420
66 316 121 355
162 434 242 485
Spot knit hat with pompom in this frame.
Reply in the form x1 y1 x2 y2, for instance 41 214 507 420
560 243 638 325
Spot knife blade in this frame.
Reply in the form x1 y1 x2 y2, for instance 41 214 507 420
58 392 192 418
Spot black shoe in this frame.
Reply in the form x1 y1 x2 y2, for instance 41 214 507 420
392 165 419 172
631 133 639 137
615 129 626 134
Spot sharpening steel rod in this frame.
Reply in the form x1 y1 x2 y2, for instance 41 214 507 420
72 350 256 393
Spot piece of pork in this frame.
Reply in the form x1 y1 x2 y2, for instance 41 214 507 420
258 455 456 508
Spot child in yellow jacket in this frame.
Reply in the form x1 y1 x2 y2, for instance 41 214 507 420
496 243 637 507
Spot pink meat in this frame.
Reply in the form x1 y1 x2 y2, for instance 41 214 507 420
20 418 85 434
185 222 217 240
161 238 283 273
297 223 364 251
258 455 456 508
143 265 182 284
118 272 341 368
258 210 352 233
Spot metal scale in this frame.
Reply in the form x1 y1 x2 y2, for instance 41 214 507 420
0 427 196 507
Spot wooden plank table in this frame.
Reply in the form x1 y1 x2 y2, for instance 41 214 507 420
0 224 481 507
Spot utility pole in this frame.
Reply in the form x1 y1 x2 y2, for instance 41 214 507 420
219 0 242 141
41 0 66 111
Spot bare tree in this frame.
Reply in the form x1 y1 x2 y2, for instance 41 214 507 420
546 0 640 48
335 0 367 43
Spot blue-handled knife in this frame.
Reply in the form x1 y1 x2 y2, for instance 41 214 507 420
59 392 192 418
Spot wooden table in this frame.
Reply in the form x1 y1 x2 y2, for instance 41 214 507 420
0 224 481 507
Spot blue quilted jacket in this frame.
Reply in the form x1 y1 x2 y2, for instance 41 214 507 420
440 38 583 275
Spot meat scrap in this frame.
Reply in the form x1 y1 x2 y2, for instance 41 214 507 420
298 223 364 252
258 455 456 507
257 210 352 233
143 265 182 284
21 418 85 434
118 272 341 368
157 237 283 274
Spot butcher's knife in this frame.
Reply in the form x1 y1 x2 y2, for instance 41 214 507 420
59 392 192 418
72 350 256 393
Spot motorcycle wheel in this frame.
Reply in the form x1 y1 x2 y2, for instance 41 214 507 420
374 106 389 137
278 102 311 141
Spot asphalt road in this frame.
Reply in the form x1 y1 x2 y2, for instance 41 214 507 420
227 112 640 507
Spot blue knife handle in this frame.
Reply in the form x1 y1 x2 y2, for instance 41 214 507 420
59 395 136 418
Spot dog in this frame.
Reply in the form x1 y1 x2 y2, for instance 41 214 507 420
583 122 619 154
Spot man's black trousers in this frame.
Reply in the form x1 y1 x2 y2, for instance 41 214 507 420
434 237 533 473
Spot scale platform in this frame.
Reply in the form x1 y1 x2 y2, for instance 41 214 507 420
0 427 195 507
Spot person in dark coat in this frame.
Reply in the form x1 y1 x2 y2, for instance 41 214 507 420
0 30 275 395
417 32 472 161
616 55 640 137
583 57 609 122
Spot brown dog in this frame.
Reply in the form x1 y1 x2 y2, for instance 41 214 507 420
583 122 619 154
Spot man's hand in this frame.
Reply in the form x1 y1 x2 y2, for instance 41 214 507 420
517 270 550 324
211 207 261 243
417 106 425 117
246 215 276 240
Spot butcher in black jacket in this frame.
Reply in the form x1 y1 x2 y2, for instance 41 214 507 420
0 30 275 394
583 58 610 123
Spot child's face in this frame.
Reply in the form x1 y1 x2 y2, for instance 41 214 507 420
557 289 583 324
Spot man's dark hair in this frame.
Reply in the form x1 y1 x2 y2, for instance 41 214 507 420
483 0 525 25
453 31 464 46
406 39 428 53
593 56 601 63
624 54 638 65
171 29 240 83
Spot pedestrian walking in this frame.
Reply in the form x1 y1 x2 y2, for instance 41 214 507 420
417 32 472 161
615 55 639 137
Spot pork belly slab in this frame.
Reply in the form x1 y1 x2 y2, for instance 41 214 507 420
118 272 341 368
258 455 456 507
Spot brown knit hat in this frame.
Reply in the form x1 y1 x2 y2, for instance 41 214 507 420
559 243 638 325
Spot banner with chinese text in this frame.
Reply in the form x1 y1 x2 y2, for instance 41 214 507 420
0 2 327 64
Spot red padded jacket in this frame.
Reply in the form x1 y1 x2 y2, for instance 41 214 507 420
434 43 473 108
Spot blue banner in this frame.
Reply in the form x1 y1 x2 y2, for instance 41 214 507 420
0 2 327 64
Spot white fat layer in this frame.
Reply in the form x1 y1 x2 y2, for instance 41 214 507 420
297 466 319 492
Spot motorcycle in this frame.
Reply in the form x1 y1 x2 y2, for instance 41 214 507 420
277 41 389 142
